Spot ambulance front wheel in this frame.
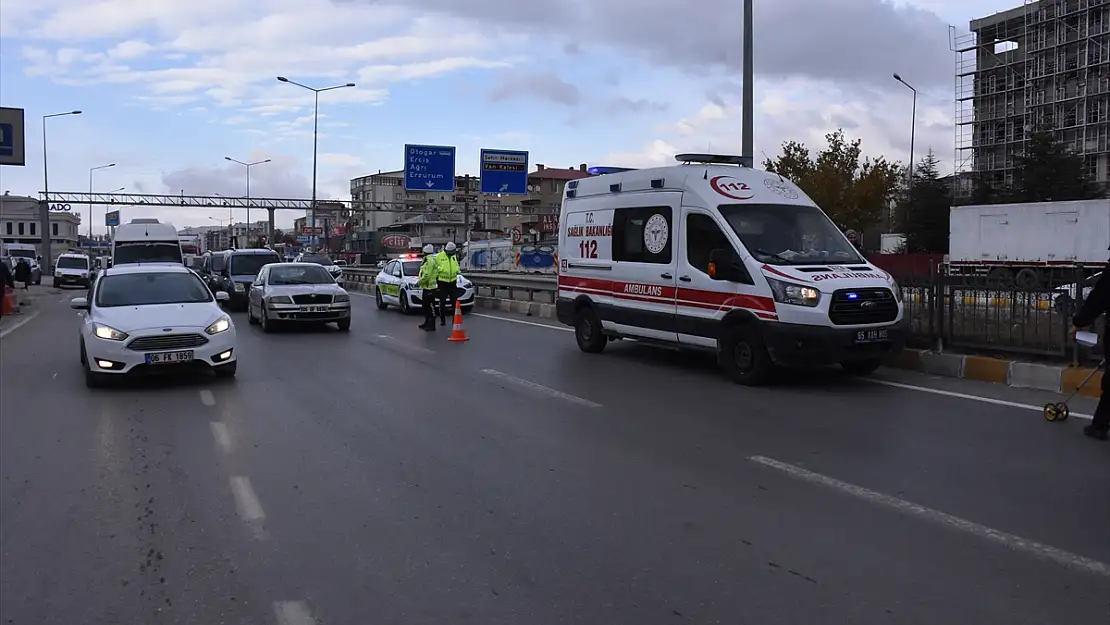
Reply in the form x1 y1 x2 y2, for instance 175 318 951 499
574 307 607 354
719 324 773 386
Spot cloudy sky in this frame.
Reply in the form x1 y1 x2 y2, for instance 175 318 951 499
0 0 1016 233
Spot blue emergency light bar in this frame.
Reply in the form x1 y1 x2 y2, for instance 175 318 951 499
587 166 637 175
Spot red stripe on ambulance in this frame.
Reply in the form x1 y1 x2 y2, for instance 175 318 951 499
558 275 777 317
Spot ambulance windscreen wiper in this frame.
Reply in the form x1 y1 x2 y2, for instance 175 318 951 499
754 249 791 264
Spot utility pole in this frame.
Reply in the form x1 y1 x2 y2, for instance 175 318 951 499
741 0 754 164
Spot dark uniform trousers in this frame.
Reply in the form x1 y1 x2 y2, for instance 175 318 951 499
436 281 457 323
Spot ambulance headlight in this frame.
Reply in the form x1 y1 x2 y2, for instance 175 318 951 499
767 277 820 307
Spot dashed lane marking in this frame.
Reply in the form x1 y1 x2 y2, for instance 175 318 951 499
0 311 41 339
199 389 216 406
481 368 601 408
210 422 233 454
229 476 267 540
749 455 1110 578
273 601 317 625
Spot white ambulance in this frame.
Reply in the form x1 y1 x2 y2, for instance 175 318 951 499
555 154 908 385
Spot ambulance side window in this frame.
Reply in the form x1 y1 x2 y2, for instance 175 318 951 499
686 214 753 284
612 206 672 264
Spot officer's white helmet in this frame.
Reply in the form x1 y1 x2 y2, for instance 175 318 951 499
423 244 434 254
444 242 457 252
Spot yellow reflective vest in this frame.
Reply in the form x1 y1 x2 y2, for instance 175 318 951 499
417 254 438 289
435 251 459 282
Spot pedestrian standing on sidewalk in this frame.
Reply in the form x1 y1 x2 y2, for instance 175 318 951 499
1072 252 1110 442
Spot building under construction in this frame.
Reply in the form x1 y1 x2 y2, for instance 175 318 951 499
952 0 1110 196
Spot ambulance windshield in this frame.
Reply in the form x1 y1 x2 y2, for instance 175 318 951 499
719 203 863 265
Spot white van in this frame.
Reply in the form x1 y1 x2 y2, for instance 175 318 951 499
555 154 908 385
53 252 92 288
1 243 42 285
112 219 183 266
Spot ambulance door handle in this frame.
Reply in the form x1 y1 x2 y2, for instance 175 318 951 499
660 273 672 279
678 275 691 282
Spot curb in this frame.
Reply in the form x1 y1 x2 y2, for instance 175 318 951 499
888 348 1102 398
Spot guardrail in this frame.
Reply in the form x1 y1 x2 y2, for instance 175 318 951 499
342 268 558 303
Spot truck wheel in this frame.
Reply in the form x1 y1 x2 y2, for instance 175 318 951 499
574 307 607 354
718 324 773 386
1015 268 1041 289
841 358 882 375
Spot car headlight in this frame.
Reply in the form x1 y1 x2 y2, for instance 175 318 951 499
333 293 350 302
767 277 821 307
890 280 903 303
93 323 128 341
205 316 231 335
234 282 245 292
267 295 293 305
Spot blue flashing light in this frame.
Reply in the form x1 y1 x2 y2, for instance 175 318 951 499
587 166 637 175
846 292 858 299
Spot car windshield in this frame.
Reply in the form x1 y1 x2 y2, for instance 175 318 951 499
401 261 421 277
8 249 34 259
95 271 213 307
269 265 335 285
229 254 280 276
718 203 864 265
113 242 184 264
210 255 225 271
57 256 89 269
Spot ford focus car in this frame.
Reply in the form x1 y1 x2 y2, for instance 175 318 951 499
373 254 475 314
246 262 351 331
72 263 237 388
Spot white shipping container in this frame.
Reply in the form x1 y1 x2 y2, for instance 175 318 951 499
949 199 1109 266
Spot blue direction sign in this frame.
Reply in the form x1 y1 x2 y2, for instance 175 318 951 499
105 210 121 227
479 149 529 195
404 144 455 192
0 107 26 167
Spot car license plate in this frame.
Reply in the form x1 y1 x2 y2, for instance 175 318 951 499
304 305 329 313
854 329 889 343
145 350 194 364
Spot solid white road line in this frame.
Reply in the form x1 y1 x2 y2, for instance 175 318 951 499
865 378 1094 421
481 368 601 408
229 476 265 521
273 601 317 625
748 455 1110 578
199 389 216 406
0 311 40 339
210 422 233 454
471 312 573 332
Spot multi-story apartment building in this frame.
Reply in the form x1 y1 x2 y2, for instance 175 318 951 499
954 0 1110 196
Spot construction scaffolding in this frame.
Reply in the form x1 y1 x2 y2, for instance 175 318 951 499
952 0 1110 197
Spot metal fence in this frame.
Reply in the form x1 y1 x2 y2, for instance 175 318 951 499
895 265 1105 364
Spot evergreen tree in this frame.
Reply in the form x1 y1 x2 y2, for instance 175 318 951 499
903 150 951 253
1013 131 1102 201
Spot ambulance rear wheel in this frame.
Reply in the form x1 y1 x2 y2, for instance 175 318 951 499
719 325 772 386
574 307 607 354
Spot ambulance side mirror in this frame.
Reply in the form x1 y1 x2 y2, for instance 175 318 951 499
708 248 748 282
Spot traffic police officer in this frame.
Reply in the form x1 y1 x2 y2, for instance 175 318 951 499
417 244 439 331
435 242 461 326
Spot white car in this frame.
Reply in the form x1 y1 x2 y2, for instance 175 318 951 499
53 253 92 289
246 262 351 331
373 254 475 314
71 263 237 388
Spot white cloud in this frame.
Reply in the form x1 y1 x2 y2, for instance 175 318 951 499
107 40 153 59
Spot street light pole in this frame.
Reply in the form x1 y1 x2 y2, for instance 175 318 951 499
741 0 754 164
42 110 82 270
89 163 115 239
225 157 271 246
276 76 355 250
893 73 917 191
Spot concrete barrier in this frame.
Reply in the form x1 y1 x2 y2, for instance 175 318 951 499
888 348 1101 398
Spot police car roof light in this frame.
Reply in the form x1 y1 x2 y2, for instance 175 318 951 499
675 153 753 167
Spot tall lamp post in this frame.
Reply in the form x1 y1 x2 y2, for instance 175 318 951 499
88 163 115 239
225 156 271 245
42 110 82 270
741 0 754 164
893 73 917 190
276 76 354 249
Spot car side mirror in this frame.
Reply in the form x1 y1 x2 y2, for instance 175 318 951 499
70 297 89 310
215 291 230 301
708 248 741 281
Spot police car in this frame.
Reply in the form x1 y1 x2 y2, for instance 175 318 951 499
374 254 475 314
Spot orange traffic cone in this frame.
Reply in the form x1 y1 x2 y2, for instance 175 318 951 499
446 299 469 342
1 286 15 315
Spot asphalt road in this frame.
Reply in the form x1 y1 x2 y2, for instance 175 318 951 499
1 287 1107 625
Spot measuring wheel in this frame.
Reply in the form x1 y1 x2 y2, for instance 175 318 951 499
1043 403 1060 421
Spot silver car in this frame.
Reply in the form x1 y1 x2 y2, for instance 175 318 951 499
245 262 351 332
